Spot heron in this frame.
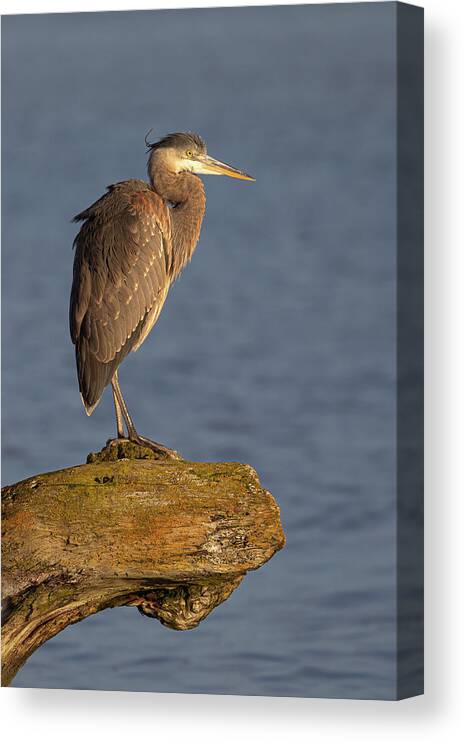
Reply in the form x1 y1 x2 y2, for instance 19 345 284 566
70 132 254 457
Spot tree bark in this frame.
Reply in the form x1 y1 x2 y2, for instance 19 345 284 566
1 441 285 686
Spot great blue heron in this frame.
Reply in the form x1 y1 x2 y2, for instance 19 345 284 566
70 132 254 457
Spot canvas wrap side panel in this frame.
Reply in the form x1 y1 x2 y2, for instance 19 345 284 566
396 1 424 701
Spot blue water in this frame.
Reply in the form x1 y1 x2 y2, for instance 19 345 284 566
2 4 399 698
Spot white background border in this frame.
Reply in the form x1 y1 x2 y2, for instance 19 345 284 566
1 1 464 740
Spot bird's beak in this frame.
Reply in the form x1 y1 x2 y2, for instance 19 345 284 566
195 154 255 181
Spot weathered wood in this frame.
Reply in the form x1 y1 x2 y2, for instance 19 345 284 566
1 441 285 685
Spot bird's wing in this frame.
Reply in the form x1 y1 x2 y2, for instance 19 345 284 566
70 184 172 411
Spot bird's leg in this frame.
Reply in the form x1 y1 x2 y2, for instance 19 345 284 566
109 372 180 460
110 372 142 441
111 374 125 439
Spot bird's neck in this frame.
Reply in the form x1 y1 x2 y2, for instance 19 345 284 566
149 167 206 280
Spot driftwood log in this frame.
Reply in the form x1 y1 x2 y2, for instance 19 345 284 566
1 441 285 686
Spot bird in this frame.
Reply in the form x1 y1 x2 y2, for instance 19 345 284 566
69 131 254 458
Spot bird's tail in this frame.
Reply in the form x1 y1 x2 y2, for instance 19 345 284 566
75 340 116 416
80 393 100 417
74 313 148 416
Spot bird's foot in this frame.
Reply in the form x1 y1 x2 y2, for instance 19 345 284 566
97 436 181 462
128 433 182 461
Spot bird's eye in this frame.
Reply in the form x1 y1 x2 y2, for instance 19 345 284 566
186 150 193 158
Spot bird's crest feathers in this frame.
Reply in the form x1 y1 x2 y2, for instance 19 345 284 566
145 131 206 154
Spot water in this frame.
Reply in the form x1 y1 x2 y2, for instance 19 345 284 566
2 4 401 698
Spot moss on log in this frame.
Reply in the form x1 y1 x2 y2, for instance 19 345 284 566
1 441 285 686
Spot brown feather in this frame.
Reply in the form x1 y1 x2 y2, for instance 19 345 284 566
70 137 208 415
70 180 172 411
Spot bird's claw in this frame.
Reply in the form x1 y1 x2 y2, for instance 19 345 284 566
103 436 182 461
128 433 182 461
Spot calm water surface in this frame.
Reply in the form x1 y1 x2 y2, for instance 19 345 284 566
3 4 399 698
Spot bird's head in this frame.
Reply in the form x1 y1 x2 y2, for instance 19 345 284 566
146 131 255 182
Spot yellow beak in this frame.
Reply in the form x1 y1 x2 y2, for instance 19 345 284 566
195 154 255 181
